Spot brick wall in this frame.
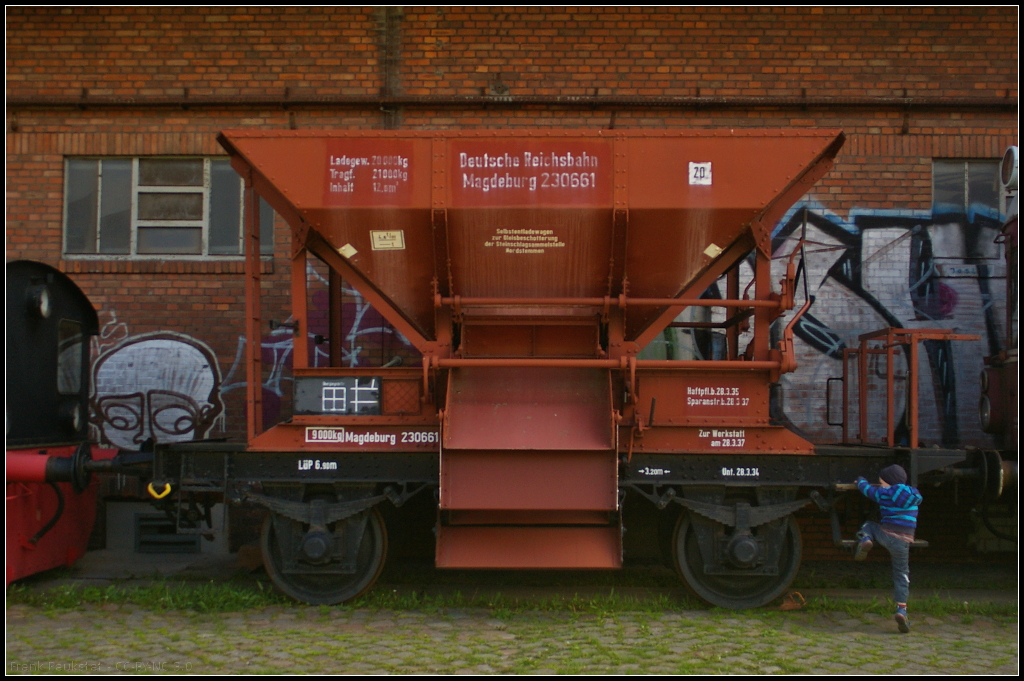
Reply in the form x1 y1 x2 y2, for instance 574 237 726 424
7 7 1017 99
6 7 1017 556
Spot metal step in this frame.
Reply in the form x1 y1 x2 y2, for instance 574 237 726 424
436 525 622 568
134 513 200 554
840 538 929 549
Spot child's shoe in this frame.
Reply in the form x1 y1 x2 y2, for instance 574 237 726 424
853 536 873 561
894 605 910 633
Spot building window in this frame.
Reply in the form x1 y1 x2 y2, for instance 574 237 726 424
932 160 1004 221
64 158 274 257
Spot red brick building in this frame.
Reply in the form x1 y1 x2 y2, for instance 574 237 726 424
6 7 1018 558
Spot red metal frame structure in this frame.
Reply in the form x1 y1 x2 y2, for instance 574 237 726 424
226 130 843 436
143 130 1011 609
218 129 842 571
840 328 980 448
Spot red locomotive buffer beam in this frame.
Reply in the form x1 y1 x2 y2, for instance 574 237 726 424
6 444 119 585
213 129 847 604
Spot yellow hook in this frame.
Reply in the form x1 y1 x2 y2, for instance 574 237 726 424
147 482 172 499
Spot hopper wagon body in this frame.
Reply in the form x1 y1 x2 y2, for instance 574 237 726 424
150 129 1000 608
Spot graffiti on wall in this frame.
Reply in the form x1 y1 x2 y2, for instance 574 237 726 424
219 260 419 426
766 201 1005 447
91 330 225 448
220 327 295 428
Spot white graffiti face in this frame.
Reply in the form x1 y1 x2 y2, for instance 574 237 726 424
92 334 223 449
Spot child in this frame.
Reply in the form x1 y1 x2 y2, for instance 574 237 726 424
854 463 922 634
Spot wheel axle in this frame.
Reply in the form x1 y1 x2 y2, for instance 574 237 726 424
674 508 801 609
725 533 760 568
262 505 387 605
300 529 336 563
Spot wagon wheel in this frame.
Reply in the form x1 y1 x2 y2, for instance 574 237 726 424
673 512 801 610
261 506 387 605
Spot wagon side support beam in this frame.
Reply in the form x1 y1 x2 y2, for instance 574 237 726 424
631 234 757 351
306 232 431 352
244 178 263 439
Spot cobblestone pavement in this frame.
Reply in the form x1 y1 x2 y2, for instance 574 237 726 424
6 604 1017 675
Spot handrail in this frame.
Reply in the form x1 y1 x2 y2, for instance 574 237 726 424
430 357 779 370
434 294 778 309
841 328 980 447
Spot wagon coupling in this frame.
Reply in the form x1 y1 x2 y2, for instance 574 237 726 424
147 482 172 500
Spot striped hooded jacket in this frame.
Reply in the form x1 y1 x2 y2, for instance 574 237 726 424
857 478 923 539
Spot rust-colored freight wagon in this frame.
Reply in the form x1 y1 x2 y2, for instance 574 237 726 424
151 129 1000 608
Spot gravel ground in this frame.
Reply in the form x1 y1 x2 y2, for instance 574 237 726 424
6 555 1017 674
6 603 1017 675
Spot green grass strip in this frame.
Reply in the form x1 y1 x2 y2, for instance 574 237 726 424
6 580 289 612
350 588 693 615
8 580 1017 620
800 594 1017 619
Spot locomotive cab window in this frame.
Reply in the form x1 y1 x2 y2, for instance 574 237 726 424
63 157 275 257
56 319 83 395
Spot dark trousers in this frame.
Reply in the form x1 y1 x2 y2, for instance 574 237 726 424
858 521 910 604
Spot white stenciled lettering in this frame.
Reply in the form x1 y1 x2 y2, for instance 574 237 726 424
482 227 566 253
298 459 339 471
701 428 746 449
400 431 439 444
344 431 397 446
329 168 356 181
304 427 396 446
373 168 409 181
459 152 521 169
330 155 370 167
371 155 409 168
327 153 410 195
699 428 745 439
540 172 596 189
721 466 759 477
686 385 749 408
463 172 538 193
522 151 599 168
458 149 602 195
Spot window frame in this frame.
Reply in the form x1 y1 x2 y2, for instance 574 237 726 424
931 158 1007 220
62 156 274 259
